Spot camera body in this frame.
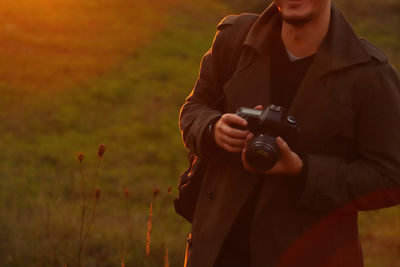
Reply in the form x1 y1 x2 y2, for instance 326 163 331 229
236 105 299 172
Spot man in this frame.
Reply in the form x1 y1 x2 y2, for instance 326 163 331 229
179 0 400 266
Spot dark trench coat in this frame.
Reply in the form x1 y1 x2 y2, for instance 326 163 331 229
179 3 400 267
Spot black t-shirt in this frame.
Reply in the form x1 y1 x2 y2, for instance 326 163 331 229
214 29 315 267
271 34 316 111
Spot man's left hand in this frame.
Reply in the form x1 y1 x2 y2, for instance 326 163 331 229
241 135 303 176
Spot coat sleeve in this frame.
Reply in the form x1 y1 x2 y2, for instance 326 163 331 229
298 63 400 211
179 29 229 160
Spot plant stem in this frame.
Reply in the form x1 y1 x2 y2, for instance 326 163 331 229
78 163 87 267
83 196 98 241
89 157 102 201
146 201 153 256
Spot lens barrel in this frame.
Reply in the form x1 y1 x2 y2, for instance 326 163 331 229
245 134 281 172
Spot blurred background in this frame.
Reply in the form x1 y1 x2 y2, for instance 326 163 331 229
0 0 399 266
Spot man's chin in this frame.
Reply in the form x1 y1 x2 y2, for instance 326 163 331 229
282 14 313 26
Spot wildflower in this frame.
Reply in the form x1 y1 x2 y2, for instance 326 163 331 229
153 188 160 200
77 153 84 163
167 186 172 194
98 144 106 159
95 189 101 199
124 189 130 198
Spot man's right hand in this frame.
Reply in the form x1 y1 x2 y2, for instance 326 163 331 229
213 114 249 153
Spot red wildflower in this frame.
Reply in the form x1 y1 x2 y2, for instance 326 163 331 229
77 153 84 163
124 189 130 198
95 189 101 199
153 188 160 200
98 144 106 158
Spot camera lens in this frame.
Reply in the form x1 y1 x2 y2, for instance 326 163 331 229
245 134 281 172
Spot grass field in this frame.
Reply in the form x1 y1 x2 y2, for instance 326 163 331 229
0 0 229 265
0 0 399 266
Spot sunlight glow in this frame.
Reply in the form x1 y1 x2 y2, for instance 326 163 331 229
0 0 177 90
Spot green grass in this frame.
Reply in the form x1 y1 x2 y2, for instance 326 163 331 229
0 0 229 265
0 0 399 266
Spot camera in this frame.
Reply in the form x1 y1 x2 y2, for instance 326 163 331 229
236 105 299 172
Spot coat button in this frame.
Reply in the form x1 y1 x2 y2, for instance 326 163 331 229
207 191 215 201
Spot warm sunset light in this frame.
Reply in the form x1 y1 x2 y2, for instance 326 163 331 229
0 0 177 90
0 0 399 266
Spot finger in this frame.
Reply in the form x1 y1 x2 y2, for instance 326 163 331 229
276 136 291 154
222 143 242 153
221 135 246 147
244 133 254 147
222 114 247 128
254 105 264 110
241 147 253 170
220 124 249 138
241 147 248 166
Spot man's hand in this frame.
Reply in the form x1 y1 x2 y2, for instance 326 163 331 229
214 105 263 153
213 114 249 153
238 104 303 175
241 129 303 176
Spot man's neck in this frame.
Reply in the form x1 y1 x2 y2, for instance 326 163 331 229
281 5 331 58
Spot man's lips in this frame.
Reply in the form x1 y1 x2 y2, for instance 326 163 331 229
287 0 305 8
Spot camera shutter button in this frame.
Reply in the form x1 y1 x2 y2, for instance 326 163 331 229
287 116 297 124
270 105 282 112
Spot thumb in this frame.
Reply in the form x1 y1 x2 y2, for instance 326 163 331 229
244 133 254 147
254 105 264 111
276 136 290 153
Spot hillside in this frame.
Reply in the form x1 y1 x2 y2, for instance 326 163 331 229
0 0 399 266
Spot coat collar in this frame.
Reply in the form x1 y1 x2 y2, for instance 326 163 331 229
223 2 372 112
243 2 371 72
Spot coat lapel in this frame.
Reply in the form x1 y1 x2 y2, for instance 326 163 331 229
222 5 282 113
287 3 371 151
223 54 272 112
